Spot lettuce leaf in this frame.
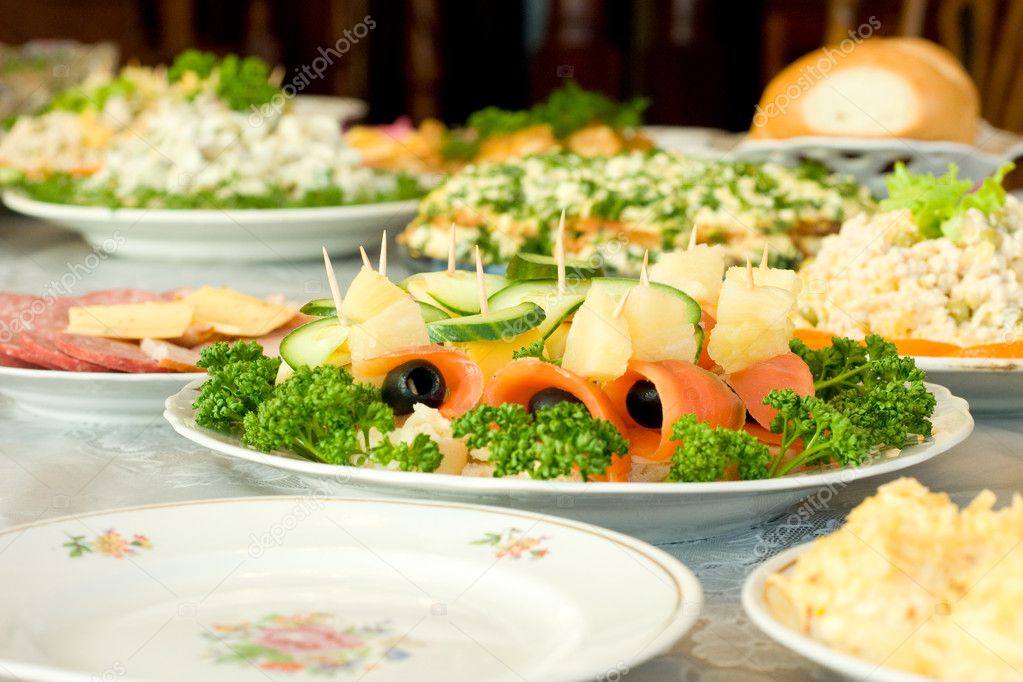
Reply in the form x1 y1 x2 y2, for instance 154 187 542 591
881 162 1015 242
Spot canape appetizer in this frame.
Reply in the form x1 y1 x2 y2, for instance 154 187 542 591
192 234 935 483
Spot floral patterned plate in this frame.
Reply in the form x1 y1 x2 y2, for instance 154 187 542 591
0 496 702 682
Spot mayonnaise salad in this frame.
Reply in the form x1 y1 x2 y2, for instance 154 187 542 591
0 52 430 208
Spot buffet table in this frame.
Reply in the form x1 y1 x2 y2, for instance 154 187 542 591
2 215 1021 681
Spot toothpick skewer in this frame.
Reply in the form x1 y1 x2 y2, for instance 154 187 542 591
746 257 755 288
555 209 567 296
447 223 457 275
639 250 650 286
322 246 346 327
613 288 632 319
359 246 372 269
378 231 388 276
760 242 769 269
475 246 489 316
688 225 698 250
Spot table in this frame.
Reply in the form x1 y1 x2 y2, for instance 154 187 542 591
2 214 1022 681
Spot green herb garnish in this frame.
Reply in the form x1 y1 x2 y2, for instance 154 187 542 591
452 401 627 481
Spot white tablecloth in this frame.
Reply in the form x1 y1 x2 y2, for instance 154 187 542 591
2 214 1022 681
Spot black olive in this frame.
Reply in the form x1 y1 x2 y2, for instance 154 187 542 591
381 360 446 415
527 387 582 414
625 380 662 428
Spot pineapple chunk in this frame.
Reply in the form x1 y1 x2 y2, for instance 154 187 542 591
349 296 429 363
724 265 802 297
340 267 409 323
544 322 571 361
708 279 794 373
453 329 542 383
623 285 698 363
649 245 725 308
561 286 631 381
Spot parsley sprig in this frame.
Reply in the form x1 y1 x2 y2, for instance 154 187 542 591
452 401 628 481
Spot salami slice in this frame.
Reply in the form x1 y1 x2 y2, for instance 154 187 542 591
0 348 45 369
16 331 107 372
55 333 171 373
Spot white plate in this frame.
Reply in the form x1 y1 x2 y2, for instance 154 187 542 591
914 356 1023 413
164 382 973 542
2 191 418 261
0 496 702 682
0 366 202 423
743 543 934 682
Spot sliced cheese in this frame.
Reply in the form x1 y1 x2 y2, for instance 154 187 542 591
182 286 295 337
66 302 194 339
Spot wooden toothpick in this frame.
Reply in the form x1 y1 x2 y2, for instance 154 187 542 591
378 230 388 276
447 223 457 275
555 209 567 296
612 288 632 319
475 246 489 316
760 242 769 269
746 257 755 288
359 246 372 269
688 225 698 250
322 246 346 326
639 250 650 286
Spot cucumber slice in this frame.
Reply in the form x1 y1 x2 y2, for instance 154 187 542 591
298 298 448 323
693 324 705 363
538 296 584 338
488 279 588 339
427 302 545 343
592 277 702 324
401 271 507 316
300 298 336 316
506 252 605 281
279 317 350 369
417 300 451 323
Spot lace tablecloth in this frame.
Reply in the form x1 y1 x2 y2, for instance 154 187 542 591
2 215 1022 681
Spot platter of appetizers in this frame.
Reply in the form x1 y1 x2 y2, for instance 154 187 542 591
0 496 702 682
0 286 306 422
0 51 428 260
165 233 973 540
743 478 1023 681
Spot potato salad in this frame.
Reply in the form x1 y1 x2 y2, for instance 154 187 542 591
0 51 430 208
798 164 1023 347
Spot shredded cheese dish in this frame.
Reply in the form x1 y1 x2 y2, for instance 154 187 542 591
797 197 1023 346
766 478 1023 681
400 151 873 274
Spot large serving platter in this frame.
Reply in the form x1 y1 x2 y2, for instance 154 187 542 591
0 496 702 682
0 366 203 423
2 191 418 261
165 382 973 542
914 356 1023 413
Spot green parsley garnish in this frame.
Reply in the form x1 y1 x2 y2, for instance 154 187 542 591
451 401 628 481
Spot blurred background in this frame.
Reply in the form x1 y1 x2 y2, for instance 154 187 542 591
1 0 1020 133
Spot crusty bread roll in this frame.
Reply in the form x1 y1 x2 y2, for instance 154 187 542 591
750 37 979 143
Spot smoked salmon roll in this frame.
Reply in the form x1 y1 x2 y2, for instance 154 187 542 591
726 351 814 429
354 345 484 419
603 359 746 462
483 358 631 482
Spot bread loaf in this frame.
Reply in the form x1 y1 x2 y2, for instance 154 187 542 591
750 38 979 143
